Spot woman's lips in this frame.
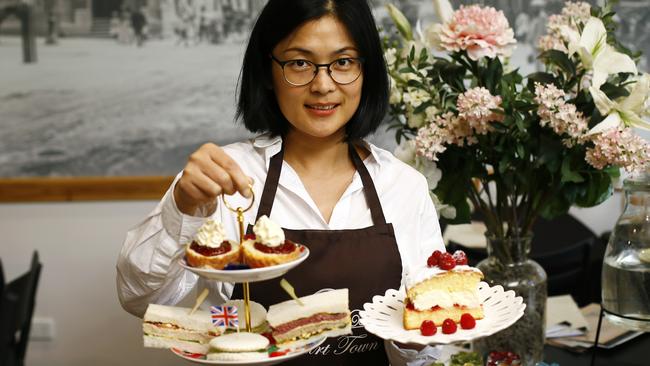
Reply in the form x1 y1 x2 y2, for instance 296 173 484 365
305 103 339 117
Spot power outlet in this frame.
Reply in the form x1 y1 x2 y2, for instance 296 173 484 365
30 317 55 341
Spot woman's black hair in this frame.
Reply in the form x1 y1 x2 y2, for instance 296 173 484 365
236 0 389 141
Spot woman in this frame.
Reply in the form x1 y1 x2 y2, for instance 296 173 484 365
117 0 444 364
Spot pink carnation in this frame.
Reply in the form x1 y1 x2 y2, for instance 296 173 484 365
586 128 650 173
431 5 516 60
457 87 504 135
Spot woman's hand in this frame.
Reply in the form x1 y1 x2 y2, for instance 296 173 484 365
173 143 252 215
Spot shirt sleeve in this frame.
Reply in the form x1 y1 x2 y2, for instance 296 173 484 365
402 174 446 275
116 175 232 318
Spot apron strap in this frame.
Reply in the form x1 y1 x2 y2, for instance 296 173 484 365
255 141 387 225
255 145 284 221
348 143 387 225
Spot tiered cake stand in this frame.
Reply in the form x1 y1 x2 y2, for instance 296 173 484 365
176 189 322 365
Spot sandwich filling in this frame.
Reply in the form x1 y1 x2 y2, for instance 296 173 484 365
271 312 351 342
143 321 218 344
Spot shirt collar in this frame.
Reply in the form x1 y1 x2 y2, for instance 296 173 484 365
252 133 383 170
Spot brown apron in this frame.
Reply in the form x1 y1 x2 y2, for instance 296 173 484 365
233 142 402 365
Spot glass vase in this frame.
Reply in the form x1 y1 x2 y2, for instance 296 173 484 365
472 234 547 366
601 173 650 331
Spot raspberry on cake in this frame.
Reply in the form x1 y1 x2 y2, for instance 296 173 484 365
186 220 240 269
403 250 484 330
242 215 303 268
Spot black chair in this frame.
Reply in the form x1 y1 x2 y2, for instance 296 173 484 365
534 237 593 306
0 251 42 366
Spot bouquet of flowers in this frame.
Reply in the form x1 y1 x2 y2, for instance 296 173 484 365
384 0 650 241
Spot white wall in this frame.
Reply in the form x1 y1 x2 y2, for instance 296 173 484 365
0 194 620 365
0 200 183 366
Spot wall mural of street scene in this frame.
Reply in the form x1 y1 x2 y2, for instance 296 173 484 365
1 0 648 177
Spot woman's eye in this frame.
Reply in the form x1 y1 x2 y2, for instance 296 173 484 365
287 60 311 70
333 58 354 69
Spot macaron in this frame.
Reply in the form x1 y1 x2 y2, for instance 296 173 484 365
207 332 269 361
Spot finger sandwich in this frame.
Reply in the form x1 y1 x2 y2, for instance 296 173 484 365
267 288 352 344
143 304 220 354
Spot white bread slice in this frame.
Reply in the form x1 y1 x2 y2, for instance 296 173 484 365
142 323 216 343
223 300 267 329
267 289 349 326
144 334 210 354
143 304 214 333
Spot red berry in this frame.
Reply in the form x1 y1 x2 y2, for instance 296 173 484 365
432 250 443 259
452 250 468 265
441 318 457 334
244 234 256 240
426 255 438 267
420 320 437 336
460 313 476 329
490 351 505 361
439 253 456 270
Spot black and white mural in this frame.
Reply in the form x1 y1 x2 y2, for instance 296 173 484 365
0 0 647 177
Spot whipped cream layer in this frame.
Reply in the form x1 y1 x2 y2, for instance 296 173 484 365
404 264 484 311
412 289 480 310
195 220 228 248
252 215 285 247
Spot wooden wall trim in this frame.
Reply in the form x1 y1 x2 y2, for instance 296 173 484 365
0 176 175 202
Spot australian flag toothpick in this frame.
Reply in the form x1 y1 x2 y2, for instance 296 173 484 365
210 305 239 329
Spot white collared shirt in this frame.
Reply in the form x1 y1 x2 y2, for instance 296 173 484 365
116 135 444 317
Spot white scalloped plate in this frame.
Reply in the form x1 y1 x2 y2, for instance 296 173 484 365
359 282 525 345
179 247 309 283
170 337 326 365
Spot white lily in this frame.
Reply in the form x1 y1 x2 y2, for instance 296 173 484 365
432 0 454 24
587 73 650 135
386 4 413 41
563 17 637 89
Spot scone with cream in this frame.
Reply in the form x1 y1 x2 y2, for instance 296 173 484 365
242 215 303 268
403 250 484 329
186 220 240 269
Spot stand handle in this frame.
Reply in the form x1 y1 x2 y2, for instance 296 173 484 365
222 184 255 332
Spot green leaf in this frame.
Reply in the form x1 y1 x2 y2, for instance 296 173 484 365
538 50 576 77
540 194 571 219
561 158 585 183
575 172 614 207
526 72 557 91
600 82 630 100
484 57 503 94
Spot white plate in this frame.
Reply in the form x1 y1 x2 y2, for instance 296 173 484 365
359 282 525 345
180 247 309 283
170 337 326 365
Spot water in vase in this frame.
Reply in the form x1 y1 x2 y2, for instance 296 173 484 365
602 240 650 331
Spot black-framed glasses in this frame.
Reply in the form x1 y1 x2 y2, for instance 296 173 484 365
270 55 364 86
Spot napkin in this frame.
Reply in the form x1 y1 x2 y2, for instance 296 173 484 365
545 295 588 338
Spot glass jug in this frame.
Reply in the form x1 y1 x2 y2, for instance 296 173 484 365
601 173 650 331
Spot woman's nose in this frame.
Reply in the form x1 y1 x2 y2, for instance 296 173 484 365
309 68 336 94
